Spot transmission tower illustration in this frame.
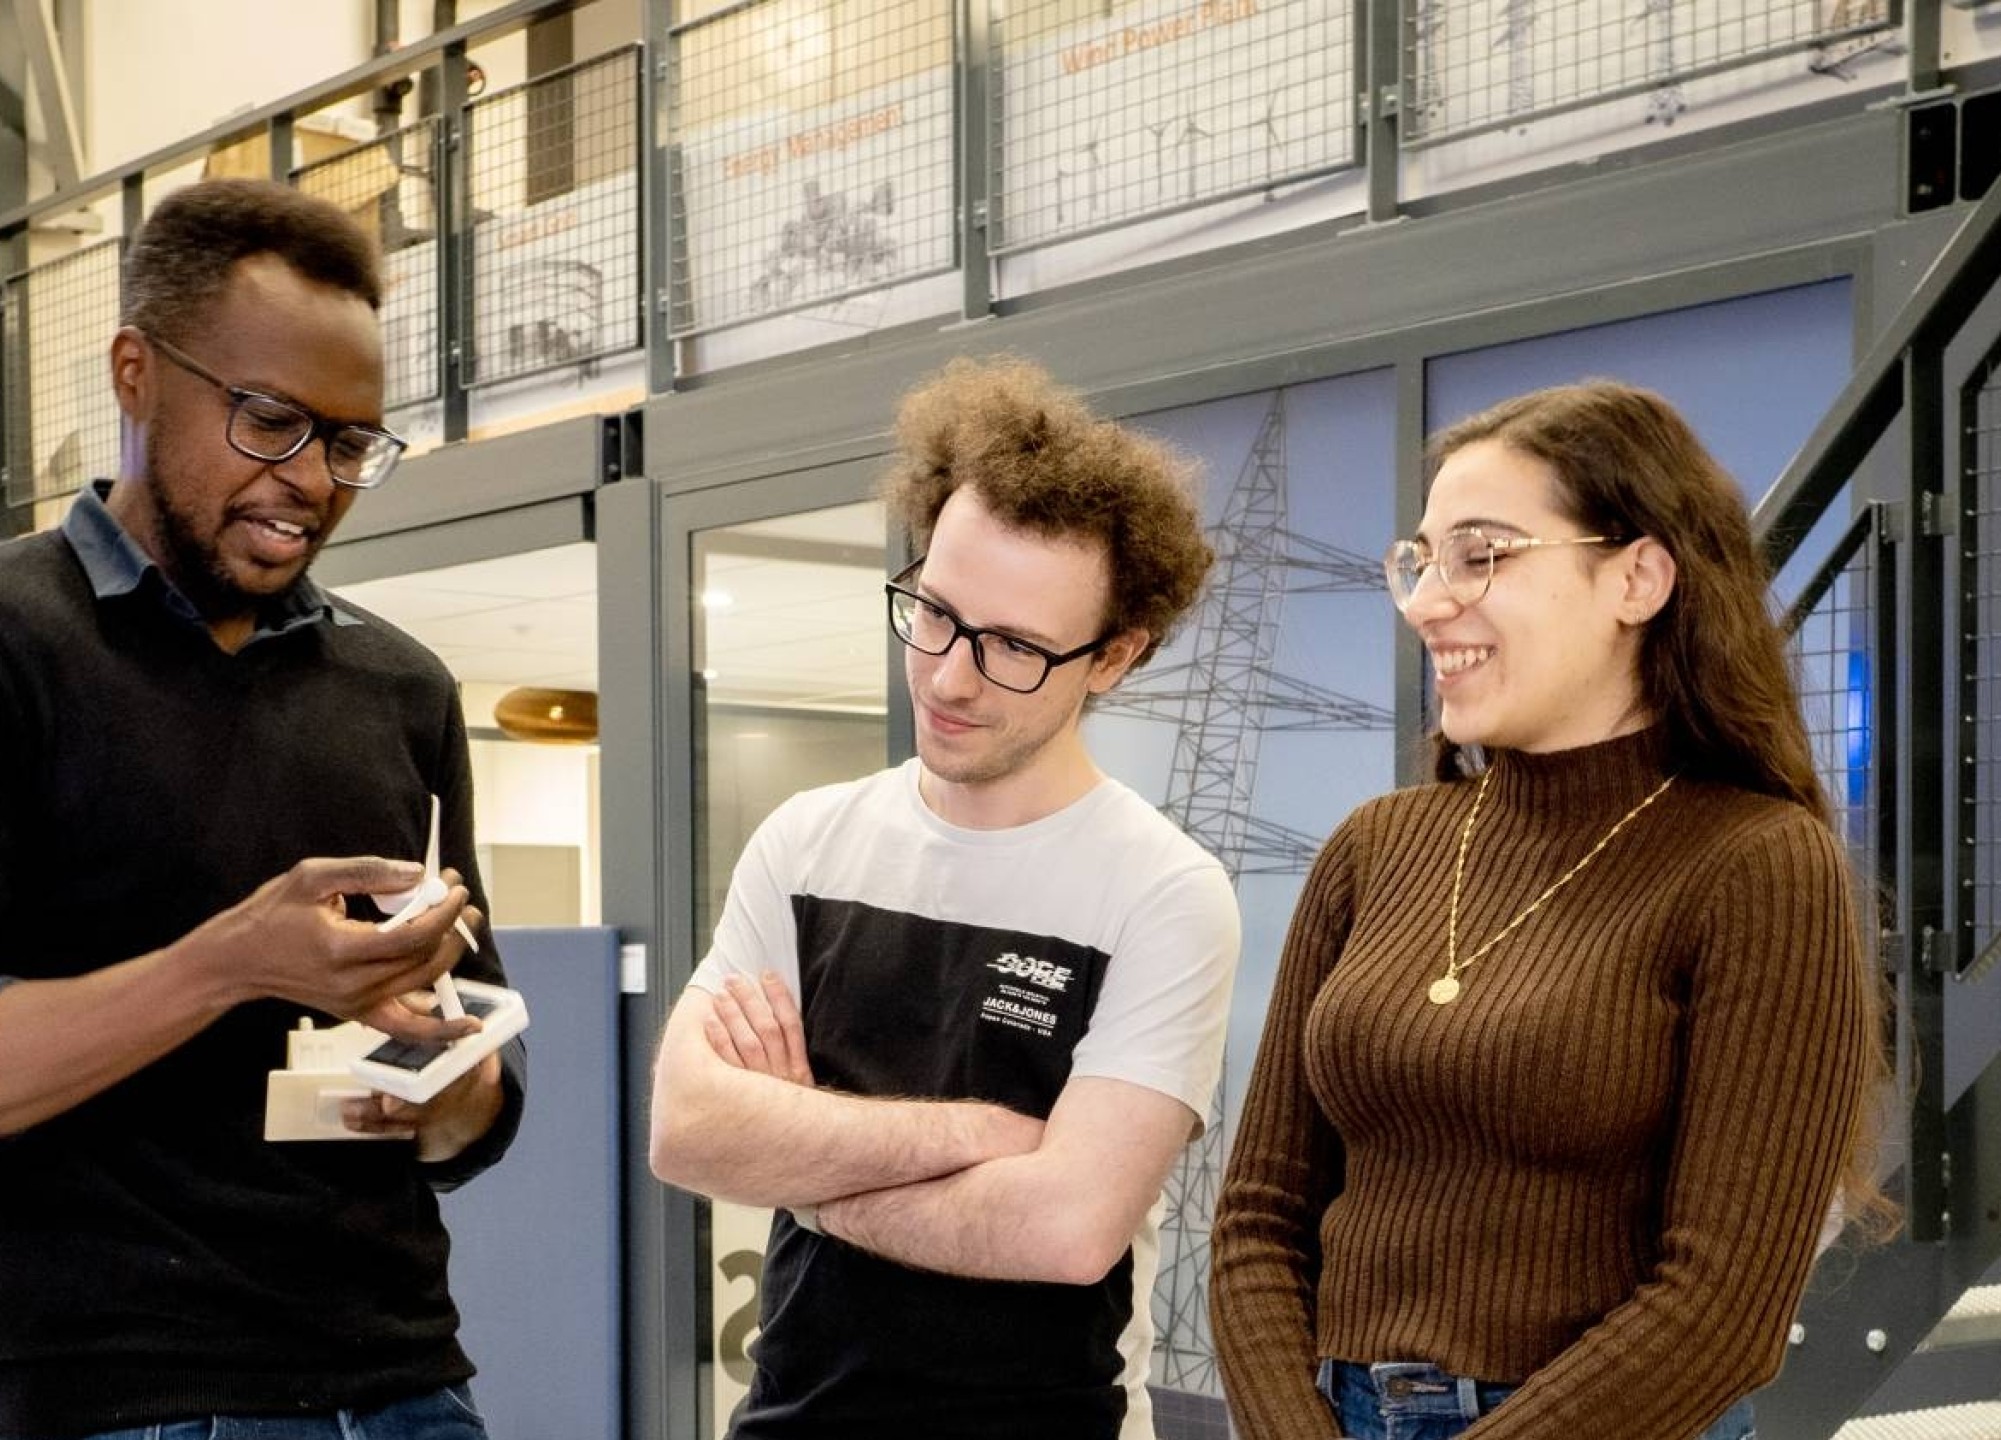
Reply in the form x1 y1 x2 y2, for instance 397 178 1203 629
1636 0 1688 126
1095 389 1392 1395
1497 0 1539 120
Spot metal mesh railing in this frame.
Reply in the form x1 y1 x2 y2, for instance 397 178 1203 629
1963 359 2001 976
1785 507 1884 906
988 0 1355 253
293 118 444 412
3 240 122 511
667 0 956 337
462 46 642 387
1402 0 1899 146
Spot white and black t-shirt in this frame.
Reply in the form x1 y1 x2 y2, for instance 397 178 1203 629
692 760 1240 1440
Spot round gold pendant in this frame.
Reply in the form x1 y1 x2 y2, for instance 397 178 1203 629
1428 975 1462 1006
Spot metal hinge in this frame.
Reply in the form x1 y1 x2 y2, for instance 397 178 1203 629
1919 924 1952 977
620 942 648 995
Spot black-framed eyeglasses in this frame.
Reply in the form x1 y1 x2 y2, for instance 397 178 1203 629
1383 526 1625 613
885 558 1113 695
145 332 407 490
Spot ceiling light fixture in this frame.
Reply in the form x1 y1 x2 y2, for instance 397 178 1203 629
493 686 599 744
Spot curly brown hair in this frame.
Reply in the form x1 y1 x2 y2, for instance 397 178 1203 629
1427 378 1897 1242
122 179 382 345
880 356 1213 669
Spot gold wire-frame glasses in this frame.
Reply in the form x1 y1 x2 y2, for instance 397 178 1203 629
1383 527 1624 612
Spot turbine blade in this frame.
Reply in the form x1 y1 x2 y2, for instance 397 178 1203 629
424 794 442 880
434 972 466 1020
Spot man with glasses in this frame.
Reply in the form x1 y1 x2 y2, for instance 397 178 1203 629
651 356 1242 1440
0 179 520 1440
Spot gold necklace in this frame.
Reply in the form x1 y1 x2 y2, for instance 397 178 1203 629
1432 768 1677 1006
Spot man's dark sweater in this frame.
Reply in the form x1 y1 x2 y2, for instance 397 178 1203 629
0 486 525 1437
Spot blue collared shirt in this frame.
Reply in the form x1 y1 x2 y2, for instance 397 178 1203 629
60 480 360 645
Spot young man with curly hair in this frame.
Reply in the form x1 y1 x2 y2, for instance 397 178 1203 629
651 356 1242 1440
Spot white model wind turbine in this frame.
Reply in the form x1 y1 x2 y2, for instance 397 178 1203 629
264 797 530 1124
374 795 480 1018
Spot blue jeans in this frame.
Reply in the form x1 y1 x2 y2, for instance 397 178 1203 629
1321 1360 1756 1439
52 1385 488 1440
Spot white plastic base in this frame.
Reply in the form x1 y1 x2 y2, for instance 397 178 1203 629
344 978 529 1105
263 1018 401 1142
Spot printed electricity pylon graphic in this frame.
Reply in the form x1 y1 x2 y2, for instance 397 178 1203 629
1410 0 1450 135
1096 391 1391 1394
1497 0 1539 120
1636 0 1688 126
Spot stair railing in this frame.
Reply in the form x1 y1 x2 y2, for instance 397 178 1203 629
1755 174 2001 1438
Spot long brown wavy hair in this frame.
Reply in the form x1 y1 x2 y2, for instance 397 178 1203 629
1426 379 1897 1241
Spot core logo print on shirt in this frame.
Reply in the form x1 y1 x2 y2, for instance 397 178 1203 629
982 951 1074 1038
986 951 1074 991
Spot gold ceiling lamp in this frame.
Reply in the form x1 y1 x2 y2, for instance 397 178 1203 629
493 687 599 744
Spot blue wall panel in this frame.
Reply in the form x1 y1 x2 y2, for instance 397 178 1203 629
441 926 622 1440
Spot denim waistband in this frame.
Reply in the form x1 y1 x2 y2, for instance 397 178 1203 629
1322 1359 1517 1422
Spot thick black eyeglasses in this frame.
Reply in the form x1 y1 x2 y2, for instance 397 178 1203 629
146 332 407 490
885 558 1113 695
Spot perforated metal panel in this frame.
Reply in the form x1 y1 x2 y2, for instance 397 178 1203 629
1962 358 2001 975
462 47 643 387
293 118 444 412
1402 0 1898 146
1786 506 1885 909
988 0 1355 253
3 240 123 512
667 1 956 337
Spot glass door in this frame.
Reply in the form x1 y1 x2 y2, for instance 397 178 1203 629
688 499 890 1436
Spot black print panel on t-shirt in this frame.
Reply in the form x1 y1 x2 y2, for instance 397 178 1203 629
791 895 1110 1120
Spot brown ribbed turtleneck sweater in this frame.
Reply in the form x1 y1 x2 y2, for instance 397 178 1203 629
1211 729 1867 1440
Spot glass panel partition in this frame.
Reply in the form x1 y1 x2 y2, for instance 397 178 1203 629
689 499 889 1436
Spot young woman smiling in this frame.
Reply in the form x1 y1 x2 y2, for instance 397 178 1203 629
1210 380 1892 1440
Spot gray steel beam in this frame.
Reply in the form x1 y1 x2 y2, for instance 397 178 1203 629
439 40 471 443
314 495 592 586
1903 342 1952 1242
958 0 993 321
1391 355 1427 785
0 18 21 539
641 0 672 394
595 473 674 1440
1364 0 1400 224
1909 0 1943 97
329 413 609 544
14 0 79 190
0 17 27 213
